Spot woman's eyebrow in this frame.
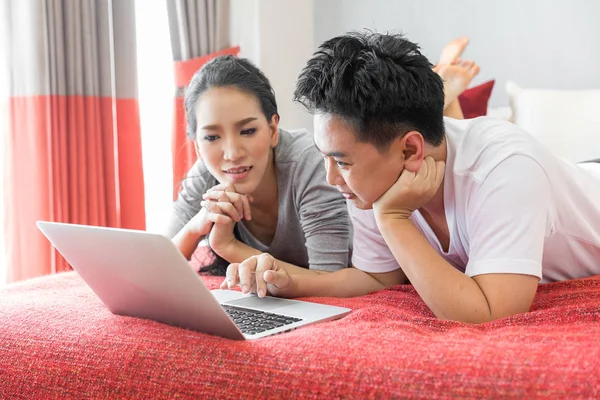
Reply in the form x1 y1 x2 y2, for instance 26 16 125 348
235 117 258 127
199 124 220 131
200 117 257 131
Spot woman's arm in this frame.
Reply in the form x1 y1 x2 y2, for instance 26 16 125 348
165 160 221 260
172 223 205 261
165 161 213 237
294 144 352 271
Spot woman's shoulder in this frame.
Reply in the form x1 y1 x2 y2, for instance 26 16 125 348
275 128 321 165
179 160 217 197
275 129 337 199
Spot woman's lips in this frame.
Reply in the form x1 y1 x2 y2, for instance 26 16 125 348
224 166 252 180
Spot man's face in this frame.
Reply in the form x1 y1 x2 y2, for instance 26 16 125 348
313 113 405 209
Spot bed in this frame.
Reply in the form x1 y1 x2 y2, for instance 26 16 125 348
1 267 599 399
2 78 600 398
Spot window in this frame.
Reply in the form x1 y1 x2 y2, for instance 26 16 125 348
0 16 7 285
135 0 174 234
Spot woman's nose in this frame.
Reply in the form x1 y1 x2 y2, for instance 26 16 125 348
223 138 245 161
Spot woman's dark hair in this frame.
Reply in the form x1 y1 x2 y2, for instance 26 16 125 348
184 56 278 276
184 55 279 140
197 233 240 276
294 31 445 150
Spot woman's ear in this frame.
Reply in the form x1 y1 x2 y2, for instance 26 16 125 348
194 141 202 161
400 131 425 173
269 114 280 148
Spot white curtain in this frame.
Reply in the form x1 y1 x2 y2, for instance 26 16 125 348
0 1 9 284
135 0 174 233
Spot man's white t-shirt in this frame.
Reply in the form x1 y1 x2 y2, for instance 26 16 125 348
350 117 600 283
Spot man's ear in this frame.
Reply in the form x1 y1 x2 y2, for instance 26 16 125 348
400 131 425 172
269 114 280 148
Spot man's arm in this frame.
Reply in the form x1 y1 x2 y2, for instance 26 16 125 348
377 218 538 323
372 155 547 323
223 253 408 299
287 266 407 298
218 240 330 275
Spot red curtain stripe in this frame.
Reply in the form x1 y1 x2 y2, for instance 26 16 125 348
1 0 146 282
5 95 145 282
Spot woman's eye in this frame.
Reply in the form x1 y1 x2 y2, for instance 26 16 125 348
203 135 219 142
335 160 349 167
241 128 256 136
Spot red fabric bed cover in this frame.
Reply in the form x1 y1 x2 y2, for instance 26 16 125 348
1 272 599 399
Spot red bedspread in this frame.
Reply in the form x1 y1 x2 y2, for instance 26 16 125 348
1 271 599 399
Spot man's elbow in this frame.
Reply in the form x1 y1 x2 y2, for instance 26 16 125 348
436 306 530 324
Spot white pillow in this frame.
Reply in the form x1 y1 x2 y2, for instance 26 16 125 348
506 81 600 163
486 106 512 120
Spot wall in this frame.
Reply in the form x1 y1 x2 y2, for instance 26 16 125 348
314 0 600 106
230 0 315 131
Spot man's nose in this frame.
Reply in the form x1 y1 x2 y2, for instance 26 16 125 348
324 157 342 186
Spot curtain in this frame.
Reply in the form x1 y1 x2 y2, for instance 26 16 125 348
0 0 145 282
166 0 238 200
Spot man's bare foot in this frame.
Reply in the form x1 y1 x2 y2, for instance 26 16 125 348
438 37 470 65
434 60 480 108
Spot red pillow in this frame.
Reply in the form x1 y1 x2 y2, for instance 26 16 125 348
458 80 495 119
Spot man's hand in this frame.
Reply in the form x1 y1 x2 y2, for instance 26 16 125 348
373 156 445 221
220 253 294 298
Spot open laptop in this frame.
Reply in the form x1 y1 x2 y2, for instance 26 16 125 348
36 221 351 340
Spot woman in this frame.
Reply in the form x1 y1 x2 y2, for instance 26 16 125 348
165 56 351 284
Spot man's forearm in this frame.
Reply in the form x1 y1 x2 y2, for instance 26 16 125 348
284 267 386 298
377 218 493 323
217 241 334 276
218 243 390 298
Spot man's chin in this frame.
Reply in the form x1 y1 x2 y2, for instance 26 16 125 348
349 197 373 210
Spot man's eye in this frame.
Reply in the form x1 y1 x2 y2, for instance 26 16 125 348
335 160 349 167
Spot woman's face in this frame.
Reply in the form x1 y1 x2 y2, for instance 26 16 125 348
194 86 279 195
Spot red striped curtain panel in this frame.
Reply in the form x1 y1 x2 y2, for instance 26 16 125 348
166 0 237 200
0 0 145 282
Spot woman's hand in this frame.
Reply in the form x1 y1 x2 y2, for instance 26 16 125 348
202 183 253 221
201 183 253 257
183 205 231 239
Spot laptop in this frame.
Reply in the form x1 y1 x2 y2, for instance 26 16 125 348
36 221 351 340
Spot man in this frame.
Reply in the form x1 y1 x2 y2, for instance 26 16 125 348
220 31 600 323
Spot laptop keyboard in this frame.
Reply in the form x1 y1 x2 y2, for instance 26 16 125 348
222 305 303 335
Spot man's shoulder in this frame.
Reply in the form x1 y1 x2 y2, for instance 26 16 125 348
446 116 527 148
445 117 543 181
